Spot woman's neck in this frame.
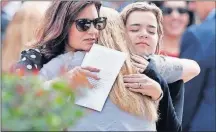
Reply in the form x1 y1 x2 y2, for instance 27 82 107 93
161 35 180 55
65 43 75 53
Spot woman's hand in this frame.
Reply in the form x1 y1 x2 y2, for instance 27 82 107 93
131 55 149 73
123 74 162 101
64 66 100 89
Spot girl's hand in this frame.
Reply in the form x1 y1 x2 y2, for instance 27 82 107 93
131 55 149 73
124 74 162 101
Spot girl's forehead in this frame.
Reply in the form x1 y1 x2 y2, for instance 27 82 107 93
126 11 158 27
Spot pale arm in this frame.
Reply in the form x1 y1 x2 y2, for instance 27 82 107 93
150 55 200 83
177 58 200 82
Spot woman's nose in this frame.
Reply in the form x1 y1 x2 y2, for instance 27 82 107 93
170 10 181 18
88 23 99 35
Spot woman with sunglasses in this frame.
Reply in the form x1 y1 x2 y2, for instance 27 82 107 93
151 1 194 57
14 1 107 82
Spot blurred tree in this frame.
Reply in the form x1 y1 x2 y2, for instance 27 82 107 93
2 72 84 131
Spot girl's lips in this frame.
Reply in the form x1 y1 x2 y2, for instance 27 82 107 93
136 42 150 46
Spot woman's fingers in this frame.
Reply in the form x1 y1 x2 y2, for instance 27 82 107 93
70 72 93 88
77 72 94 88
81 66 100 72
71 66 100 80
67 66 100 89
81 66 100 80
79 68 100 80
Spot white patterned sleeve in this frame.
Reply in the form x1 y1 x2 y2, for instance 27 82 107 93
14 48 43 73
149 55 183 83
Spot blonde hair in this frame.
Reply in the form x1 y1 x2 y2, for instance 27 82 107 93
120 2 164 54
2 1 50 72
99 7 158 121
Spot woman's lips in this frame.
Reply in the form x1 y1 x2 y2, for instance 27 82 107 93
84 39 96 44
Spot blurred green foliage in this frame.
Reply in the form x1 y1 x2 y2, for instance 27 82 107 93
2 73 84 131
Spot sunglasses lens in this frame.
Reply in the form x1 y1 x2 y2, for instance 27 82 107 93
94 17 107 30
75 17 107 32
76 19 91 32
177 8 188 14
162 7 188 15
162 7 173 15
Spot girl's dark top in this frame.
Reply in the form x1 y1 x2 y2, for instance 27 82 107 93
144 59 183 132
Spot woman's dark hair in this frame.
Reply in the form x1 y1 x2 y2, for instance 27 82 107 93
34 1 101 63
149 1 195 27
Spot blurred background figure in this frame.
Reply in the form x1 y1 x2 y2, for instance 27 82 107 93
151 1 195 57
179 1 215 131
2 1 50 72
1 1 22 44
102 1 135 12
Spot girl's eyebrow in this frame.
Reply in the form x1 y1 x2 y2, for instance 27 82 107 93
130 23 141 27
147 25 156 28
129 24 156 28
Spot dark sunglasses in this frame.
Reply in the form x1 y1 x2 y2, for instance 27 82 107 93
161 7 189 15
74 17 107 32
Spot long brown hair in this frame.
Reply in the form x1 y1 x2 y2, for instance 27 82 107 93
120 2 164 54
99 7 158 121
32 1 101 63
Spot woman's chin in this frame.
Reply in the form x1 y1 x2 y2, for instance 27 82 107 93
167 30 184 37
84 46 93 52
